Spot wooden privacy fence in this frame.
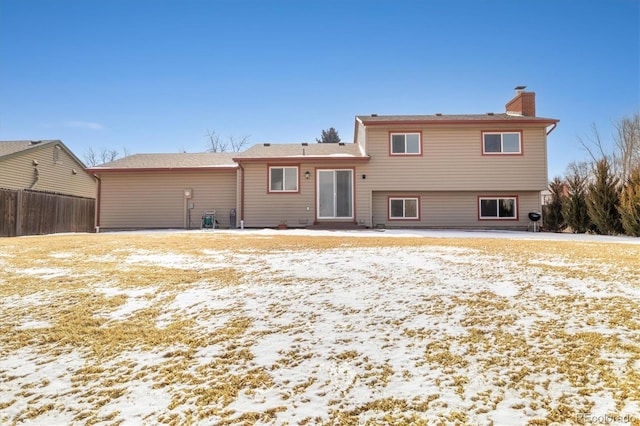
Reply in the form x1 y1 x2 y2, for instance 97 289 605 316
0 189 95 237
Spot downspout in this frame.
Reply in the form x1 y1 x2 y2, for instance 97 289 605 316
29 166 40 189
93 174 101 232
238 163 245 225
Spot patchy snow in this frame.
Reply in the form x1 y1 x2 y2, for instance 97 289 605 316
1 231 638 424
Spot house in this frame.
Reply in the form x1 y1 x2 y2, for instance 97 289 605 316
88 153 238 229
1 140 97 236
90 88 558 231
0 140 96 198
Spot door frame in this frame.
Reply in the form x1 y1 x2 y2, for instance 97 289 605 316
315 167 355 221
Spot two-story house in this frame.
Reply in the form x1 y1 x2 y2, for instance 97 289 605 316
90 88 558 231
0 140 96 198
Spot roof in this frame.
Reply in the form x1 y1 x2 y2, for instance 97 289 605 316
233 142 368 162
88 152 238 172
0 140 61 159
0 140 88 168
356 113 559 125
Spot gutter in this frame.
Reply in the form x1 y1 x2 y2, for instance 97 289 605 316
238 163 245 224
546 122 558 136
93 174 101 231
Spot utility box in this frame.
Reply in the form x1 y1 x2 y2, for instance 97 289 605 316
230 209 237 229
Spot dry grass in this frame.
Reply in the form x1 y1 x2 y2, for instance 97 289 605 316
1 232 639 425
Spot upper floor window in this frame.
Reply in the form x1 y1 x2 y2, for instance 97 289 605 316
482 131 521 154
479 196 518 220
269 166 298 192
390 132 421 155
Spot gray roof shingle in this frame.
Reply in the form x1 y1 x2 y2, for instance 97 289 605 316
90 152 237 170
233 142 366 159
0 140 61 159
357 113 559 124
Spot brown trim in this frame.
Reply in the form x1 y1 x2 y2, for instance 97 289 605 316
94 174 101 228
239 163 245 222
481 130 524 156
477 195 519 221
388 131 423 157
267 164 301 194
360 118 559 126
314 167 356 222
234 156 370 164
87 166 238 173
387 195 421 221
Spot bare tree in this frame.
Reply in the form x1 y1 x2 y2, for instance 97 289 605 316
229 135 250 152
578 114 640 181
205 129 250 153
84 147 124 166
84 147 99 167
613 113 640 182
205 129 228 153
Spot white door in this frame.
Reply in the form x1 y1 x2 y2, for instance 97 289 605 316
317 170 353 219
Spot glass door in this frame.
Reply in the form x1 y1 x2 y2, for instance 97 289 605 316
317 170 353 219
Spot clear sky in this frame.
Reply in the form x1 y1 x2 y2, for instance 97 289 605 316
1 0 638 178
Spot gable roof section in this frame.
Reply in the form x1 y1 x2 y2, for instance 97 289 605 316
88 152 238 172
356 113 559 126
233 142 369 163
0 140 87 168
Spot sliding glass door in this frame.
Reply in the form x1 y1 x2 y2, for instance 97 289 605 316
317 169 353 219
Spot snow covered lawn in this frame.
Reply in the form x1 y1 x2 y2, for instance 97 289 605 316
1 229 639 425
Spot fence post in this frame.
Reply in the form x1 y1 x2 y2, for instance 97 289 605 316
15 190 23 237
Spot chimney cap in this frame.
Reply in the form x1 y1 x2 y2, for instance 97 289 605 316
514 85 527 91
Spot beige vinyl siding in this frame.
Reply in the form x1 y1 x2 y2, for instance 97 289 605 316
371 191 541 229
360 125 548 192
0 145 96 198
99 170 236 229
241 162 366 228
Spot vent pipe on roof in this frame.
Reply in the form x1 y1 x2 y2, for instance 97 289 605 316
263 143 271 147
301 142 308 146
371 114 377 117
338 142 345 146
435 113 442 116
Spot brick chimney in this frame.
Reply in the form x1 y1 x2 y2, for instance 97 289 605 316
505 86 536 117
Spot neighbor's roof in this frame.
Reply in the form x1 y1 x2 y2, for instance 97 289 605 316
0 140 61 159
356 113 559 125
233 142 368 162
0 140 88 167
88 152 238 172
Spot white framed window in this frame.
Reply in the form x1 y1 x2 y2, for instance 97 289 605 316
389 197 419 219
269 166 298 192
390 132 421 155
482 132 522 154
479 197 518 219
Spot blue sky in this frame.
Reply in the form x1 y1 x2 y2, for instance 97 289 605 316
1 0 638 178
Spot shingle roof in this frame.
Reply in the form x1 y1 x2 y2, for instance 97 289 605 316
0 140 61 159
89 152 238 170
233 142 367 160
357 113 559 124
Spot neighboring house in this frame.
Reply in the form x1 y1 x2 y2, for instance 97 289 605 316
90 88 559 231
88 153 237 229
0 140 96 198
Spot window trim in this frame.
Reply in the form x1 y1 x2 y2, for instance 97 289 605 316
481 130 523 155
388 196 421 220
389 131 423 156
477 195 519 220
267 165 300 193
